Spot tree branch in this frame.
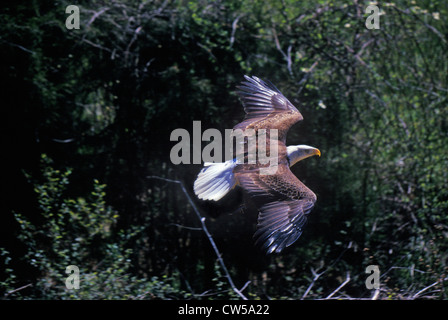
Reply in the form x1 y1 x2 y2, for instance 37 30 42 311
325 271 350 299
147 176 249 300
301 267 326 300
229 14 244 48
4 283 33 298
272 26 293 76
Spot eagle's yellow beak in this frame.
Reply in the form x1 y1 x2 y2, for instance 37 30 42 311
287 145 321 166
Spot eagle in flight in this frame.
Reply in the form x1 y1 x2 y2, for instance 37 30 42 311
194 75 320 254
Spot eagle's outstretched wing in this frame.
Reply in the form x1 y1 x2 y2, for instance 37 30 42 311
234 75 303 144
234 164 316 254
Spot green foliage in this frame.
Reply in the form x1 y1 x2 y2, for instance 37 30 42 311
0 248 16 294
2 155 189 299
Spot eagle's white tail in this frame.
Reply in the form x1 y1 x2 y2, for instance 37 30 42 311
194 160 238 201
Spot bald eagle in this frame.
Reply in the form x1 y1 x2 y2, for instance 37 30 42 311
194 75 320 254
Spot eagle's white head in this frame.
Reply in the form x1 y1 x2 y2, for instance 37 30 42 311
286 145 321 167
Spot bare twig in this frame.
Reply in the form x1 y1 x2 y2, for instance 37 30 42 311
229 14 244 48
0 40 35 55
301 245 351 299
371 289 380 300
296 59 320 95
86 7 110 27
272 26 293 76
124 26 141 66
168 223 202 231
147 176 250 300
301 267 326 299
196 42 217 61
80 38 113 53
412 278 447 299
325 271 350 299
380 265 428 279
4 283 33 298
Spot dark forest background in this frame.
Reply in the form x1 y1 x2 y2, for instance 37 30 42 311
1 0 447 299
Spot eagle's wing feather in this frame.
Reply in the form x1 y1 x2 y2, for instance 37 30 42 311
236 75 297 116
235 164 316 254
234 76 303 143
